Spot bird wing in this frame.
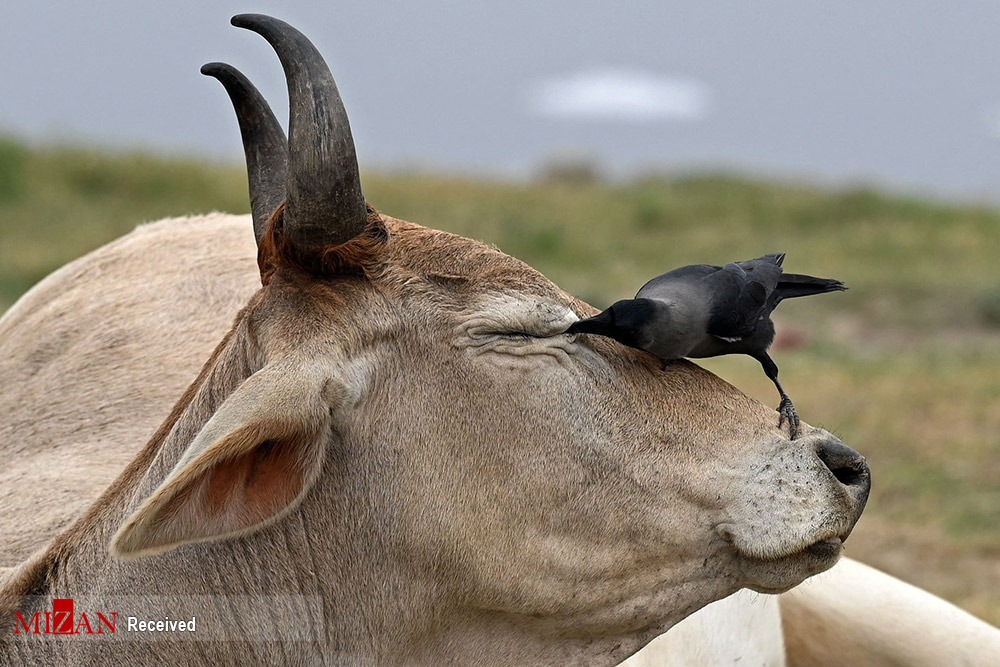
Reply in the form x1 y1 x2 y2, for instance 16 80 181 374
705 262 769 339
747 252 785 267
637 261 770 340
737 255 784 290
735 254 786 310
635 264 719 300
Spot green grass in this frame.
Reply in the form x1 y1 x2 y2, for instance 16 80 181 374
1 136 998 623
0 136 249 311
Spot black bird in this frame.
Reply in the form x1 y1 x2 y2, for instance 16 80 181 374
565 253 846 437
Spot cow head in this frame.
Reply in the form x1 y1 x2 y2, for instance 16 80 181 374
109 14 868 663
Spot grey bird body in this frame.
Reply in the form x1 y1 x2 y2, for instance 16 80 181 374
566 253 846 436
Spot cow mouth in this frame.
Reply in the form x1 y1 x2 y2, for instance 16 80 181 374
741 533 847 564
715 517 855 561
730 532 849 594
802 536 843 559
715 522 852 591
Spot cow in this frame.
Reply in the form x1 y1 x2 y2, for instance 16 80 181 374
0 14 870 665
3 218 998 667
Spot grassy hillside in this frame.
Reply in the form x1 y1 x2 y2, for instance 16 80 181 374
1 137 998 624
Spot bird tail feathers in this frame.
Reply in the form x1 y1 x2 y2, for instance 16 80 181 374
776 273 847 299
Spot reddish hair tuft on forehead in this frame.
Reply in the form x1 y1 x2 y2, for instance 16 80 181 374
256 202 389 284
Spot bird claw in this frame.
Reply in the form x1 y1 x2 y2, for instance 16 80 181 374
777 397 800 439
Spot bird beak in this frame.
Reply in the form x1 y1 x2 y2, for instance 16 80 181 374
565 310 615 337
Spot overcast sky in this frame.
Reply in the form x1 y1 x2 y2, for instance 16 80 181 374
4 1 1000 201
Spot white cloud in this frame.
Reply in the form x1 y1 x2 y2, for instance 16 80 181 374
527 68 711 122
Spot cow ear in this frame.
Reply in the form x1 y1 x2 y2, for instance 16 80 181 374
111 360 343 559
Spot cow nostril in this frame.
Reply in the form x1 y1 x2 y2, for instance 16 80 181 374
827 460 866 487
815 439 869 489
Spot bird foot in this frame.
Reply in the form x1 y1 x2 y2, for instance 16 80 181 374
777 397 800 439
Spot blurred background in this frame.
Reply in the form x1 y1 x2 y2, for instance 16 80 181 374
1 1 998 625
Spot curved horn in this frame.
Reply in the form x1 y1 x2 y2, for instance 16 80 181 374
231 14 368 252
200 62 288 243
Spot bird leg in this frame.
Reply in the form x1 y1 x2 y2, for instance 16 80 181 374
754 353 800 438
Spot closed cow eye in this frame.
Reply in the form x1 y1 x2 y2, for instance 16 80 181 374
459 327 577 369
457 296 578 342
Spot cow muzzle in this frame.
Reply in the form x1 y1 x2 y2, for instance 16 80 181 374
713 429 871 592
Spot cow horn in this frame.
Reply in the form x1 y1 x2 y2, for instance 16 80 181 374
231 13 368 253
200 62 288 244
